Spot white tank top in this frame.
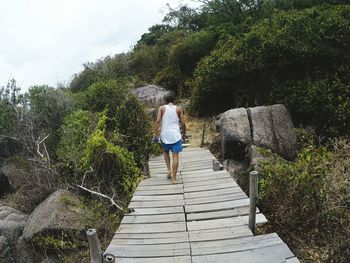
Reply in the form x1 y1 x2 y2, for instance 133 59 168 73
160 104 182 144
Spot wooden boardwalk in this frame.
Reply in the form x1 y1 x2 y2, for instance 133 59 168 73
104 148 299 262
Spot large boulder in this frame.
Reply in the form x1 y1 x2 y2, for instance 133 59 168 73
0 236 11 262
1 163 26 191
247 104 297 160
133 85 170 107
0 204 39 263
22 189 93 241
220 108 252 160
0 204 28 245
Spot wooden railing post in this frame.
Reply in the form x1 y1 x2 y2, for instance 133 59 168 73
103 254 116 263
212 159 220 171
249 171 258 234
86 228 103 263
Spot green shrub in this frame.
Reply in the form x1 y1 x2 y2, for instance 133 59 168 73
271 77 350 137
82 114 142 201
83 80 130 117
257 137 350 262
57 110 98 175
190 5 350 121
114 96 153 166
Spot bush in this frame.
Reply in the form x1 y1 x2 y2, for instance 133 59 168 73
82 114 142 201
114 96 152 166
256 136 350 262
57 110 98 176
83 80 130 117
190 5 350 120
271 77 350 137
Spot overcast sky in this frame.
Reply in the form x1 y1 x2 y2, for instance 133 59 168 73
0 0 200 91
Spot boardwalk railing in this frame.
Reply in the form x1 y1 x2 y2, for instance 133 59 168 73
89 147 298 263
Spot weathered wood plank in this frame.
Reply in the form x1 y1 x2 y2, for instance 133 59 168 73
185 192 247 205
114 256 191 263
191 233 282 255
183 178 237 188
184 182 239 193
185 198 250 213
187 214 267 231
137 184 183 191
105 244 190 258
135 188 183 195
184 187 242 199
113 232 189 240
186 207 257 221
122 213 185 224
192 243 295 263
117 222 187 233
130 206 184 215
188 226 252 242
131 194 183 202
130 199 184 208
110 236 189 245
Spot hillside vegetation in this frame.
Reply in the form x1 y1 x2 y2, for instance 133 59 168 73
0 0 349 262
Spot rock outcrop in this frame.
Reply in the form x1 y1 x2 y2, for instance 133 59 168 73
220 104 297 166
133 85 170 107
220 108 252 160
247 104 297 160
23 189 93 241
0 203 39 263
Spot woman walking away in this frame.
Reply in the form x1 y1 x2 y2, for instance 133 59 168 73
153 91 186 184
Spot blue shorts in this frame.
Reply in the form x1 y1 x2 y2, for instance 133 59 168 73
162 140 183 153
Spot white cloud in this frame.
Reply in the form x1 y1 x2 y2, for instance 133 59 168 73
0 0 201 91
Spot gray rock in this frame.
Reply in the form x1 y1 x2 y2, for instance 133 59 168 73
133 85 170 107
220 108 252 160
249 145 270 168
1 163 27 190
247 104 297 160
0 169 13 196
22 189 93 241
0 204 28 245
0 236 12 262
270 104 297 160
14 236 40 263
223 159 249 181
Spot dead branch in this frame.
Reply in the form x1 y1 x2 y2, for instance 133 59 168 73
76 184 125 212
81 167 94 187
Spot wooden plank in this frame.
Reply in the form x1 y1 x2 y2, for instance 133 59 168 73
185 192 247 205
184 187 242 199
131 194 183 202
122 213 185 224
185 198 250 213
114 256 191 263
181 173 231 183
139 179 183 186
186 207 256 221
188 226 252 242
117 222 187 233
183 178 236 188
130 199 184 208
191 233 282 255
192 243 295 263
110 236 189 245
113 232 189 240
137 184 183 191
130 206 184 215
184 182 239 193
135 188 183 195
187 214 267 231
105 244 190 258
